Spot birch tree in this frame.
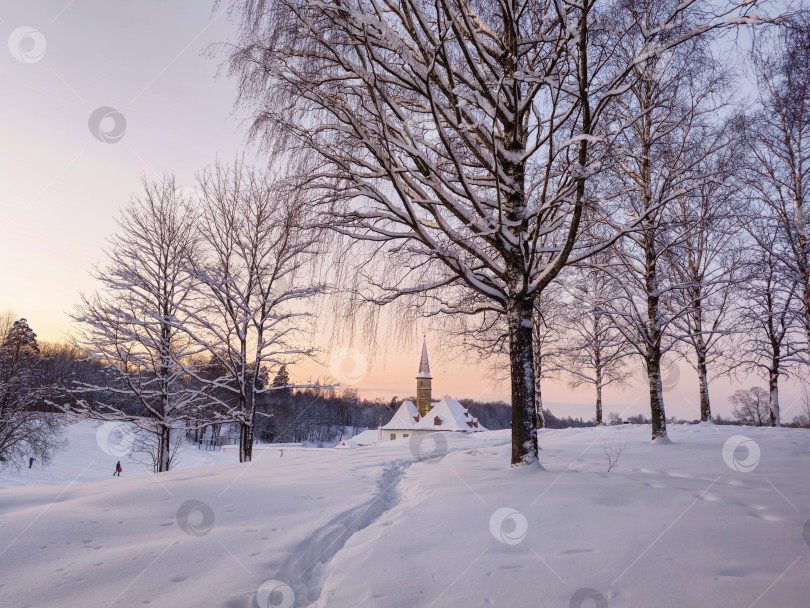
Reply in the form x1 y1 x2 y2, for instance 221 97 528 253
71 176 202 472
599 7 736 442
557 265 634 425
729 386 770 426
182 162 324 462
531 293 566 429
745 11 810 360
667 135 743 422
444 290 563 430
224 0 762 464
732 225 804 427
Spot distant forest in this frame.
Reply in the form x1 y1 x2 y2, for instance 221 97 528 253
5 321 806 465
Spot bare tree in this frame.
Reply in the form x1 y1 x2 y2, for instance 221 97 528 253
599 5 736 442
607 411 623 426
0 315 66 468
71 175 203 472
668 133 744 422
791 382 810 428
557 264 634 425
224 0 763 464
180 162 324 462
729 386 770 427
745 11 810 359
531 292 567 429
441 289 564 430
732 227 804 427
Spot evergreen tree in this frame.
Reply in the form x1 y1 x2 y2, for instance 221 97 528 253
0 316 64 466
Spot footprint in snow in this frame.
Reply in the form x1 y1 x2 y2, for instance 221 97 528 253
754 512 783 522
717 566 756 577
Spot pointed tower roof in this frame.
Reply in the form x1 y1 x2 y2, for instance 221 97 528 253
416 338 432 379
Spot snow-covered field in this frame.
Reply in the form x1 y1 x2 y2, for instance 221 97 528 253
1 421 808 608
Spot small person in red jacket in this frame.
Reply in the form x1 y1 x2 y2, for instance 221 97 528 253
113 461 122 476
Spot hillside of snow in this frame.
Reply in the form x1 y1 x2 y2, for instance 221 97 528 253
1 422 809 607
0 421 236 491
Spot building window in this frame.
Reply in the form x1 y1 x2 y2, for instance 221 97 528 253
403 434 409 438
390 433 396 440
434 416 442 426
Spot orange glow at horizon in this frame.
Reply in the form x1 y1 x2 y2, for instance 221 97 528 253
6 302 804 422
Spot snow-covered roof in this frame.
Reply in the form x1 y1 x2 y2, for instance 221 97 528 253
381 398 486 432
336 429 380 448
351 429 380 445
381 400 420 430
413 398 486 432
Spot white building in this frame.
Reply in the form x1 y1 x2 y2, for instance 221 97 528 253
380 396 486 441
376 340 486 441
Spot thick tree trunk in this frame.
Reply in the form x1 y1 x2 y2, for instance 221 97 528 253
691 297 712 423
156 424 171 472
508 298 539 466
696 349 711 423
240 421 254 462
238 385 258 462
647 354 668 442
768 364 780 427
645 266 667 440
594 346 603 426
595 373 603 426
157 325 172 473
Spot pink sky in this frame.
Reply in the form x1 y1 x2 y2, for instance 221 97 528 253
1 1 804 423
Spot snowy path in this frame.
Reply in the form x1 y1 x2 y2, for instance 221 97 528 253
0 423 809 607
317 426 810 607
276 461 410 606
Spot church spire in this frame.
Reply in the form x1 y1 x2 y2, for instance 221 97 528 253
417 338 432 379
416 338 432 417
